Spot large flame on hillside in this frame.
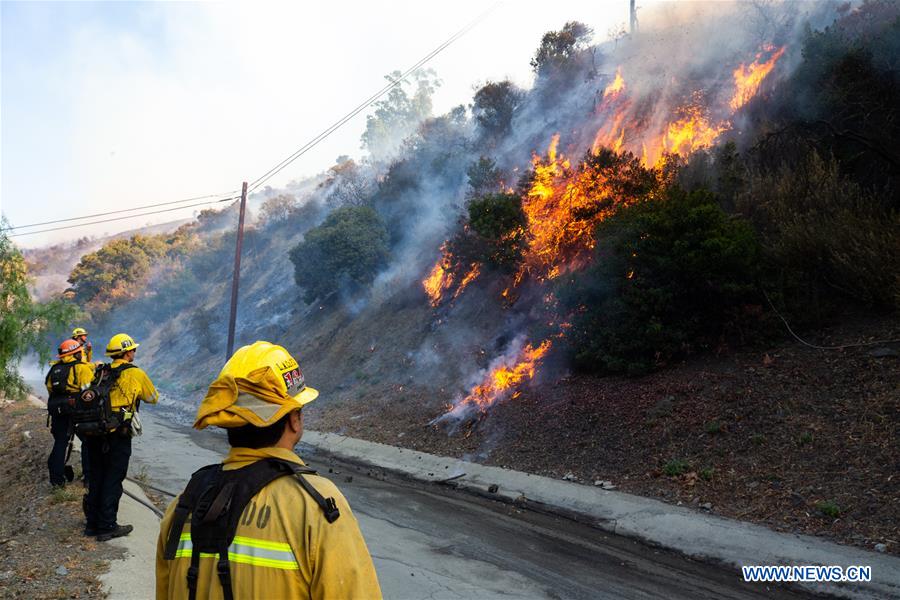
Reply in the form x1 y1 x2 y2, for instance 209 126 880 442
426 45 787 420
436 338 553 424
730 46 786 111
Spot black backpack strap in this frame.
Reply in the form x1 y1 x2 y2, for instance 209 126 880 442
216 555 234 600
187 548 201 600
284 462 341 523
163 464 223 560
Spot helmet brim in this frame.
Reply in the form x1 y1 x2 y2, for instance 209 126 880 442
106 341 140 356
294 386 318 406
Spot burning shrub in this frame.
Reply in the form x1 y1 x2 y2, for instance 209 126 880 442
558 187 760 375
289 206 389 304
738 151 900 311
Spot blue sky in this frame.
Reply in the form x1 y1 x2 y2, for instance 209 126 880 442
1 1 632 247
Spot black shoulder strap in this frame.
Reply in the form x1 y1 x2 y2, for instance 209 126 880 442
163 464 222 560
110 362 137 376
284 462 341 523
166 458 341 600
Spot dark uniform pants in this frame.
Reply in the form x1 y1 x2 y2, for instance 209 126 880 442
83 432 132 532
47 414 71 486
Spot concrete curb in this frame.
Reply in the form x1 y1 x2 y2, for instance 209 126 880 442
301 430 900 600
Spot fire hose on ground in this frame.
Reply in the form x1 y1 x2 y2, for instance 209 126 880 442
123 476 179 520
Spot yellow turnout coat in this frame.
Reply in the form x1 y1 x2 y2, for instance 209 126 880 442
155 446 382 600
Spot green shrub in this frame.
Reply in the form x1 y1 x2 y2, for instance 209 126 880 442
699 467 714 481
289 206 390 304
704 420 722 435
466 192 526 269
558 186 761 375
815 500 841 518
663 459 690 477
738 152 899 311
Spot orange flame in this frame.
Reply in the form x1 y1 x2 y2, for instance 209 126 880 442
730 46 786 111
604 68 625 98
423 244 454 307
457 339 552 413
453 263 481 299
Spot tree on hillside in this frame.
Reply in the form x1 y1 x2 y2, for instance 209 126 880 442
472 80 524 141
259 194 298 225
530 21 594 77
361 69 441 160
322 158 374 208
68 235 169 312
0 223 78 399
466 157 504 199
289 206 390 304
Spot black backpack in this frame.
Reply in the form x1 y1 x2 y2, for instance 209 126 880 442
163 458 341 600
45 361 79 417
71 363 137 436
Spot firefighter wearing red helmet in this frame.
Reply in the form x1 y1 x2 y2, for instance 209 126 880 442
45 339 95 487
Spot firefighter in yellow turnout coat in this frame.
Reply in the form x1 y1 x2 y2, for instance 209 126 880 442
45 339 95 486
83 333 158 542
156 341 381 600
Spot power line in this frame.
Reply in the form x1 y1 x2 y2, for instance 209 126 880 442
1 190 238 232
8 196 239 238
3 4 500 240
247 2 501 194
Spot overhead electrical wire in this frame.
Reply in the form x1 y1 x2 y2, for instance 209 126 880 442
2 4 500 239
247 2 501 193
7 196 239 238
1 190 239 233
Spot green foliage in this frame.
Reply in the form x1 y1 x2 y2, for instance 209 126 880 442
663 459 690 477
68 234 178 313
530 21 593 76
738 151 900 310
361 69 440 160
799 431 814 446
466 193 526 269
472 80 524 141
48 486 78 504
0 223 78 399
189 306 218 350
466 157 503 199
789 2 900 187
699 467 714 481
815 499 841 518
558 186 761 375
289 206 390 304
704 420 722 435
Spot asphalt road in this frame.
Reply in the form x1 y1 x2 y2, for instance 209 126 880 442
123 411 819 600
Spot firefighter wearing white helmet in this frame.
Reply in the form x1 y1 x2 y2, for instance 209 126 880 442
156 341 382 600
82 333 158 542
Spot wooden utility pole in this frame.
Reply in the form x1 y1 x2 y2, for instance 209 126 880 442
226 181 248 359
630 0 638 35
